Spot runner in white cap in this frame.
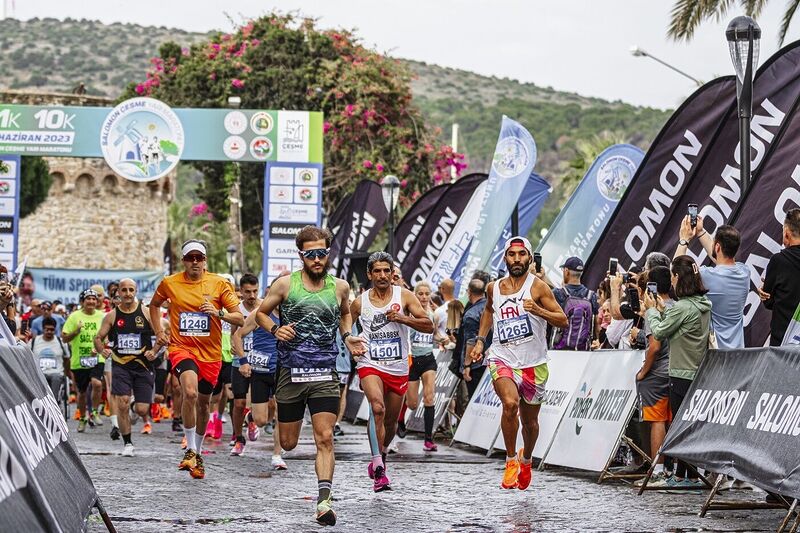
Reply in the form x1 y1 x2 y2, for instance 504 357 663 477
467 236 568 490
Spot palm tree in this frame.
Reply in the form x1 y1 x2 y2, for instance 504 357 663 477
669 0 797 44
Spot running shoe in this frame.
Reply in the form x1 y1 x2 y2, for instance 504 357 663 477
141 422 152 435
151 404 161 423
247 421 260 442
229 436 237 447
230 437 246 456
73 409 81 421
271 455 288 470
423 440 438 452
109 426 121 441
213 414 224 440
373 465 392 492
316 497 336 526
501 455 520 489
396 420 407 439
265 421 274 436
103 403 111 417
77 418 87 432
333 424 344 437
635 471 670 488
87 416 95 428
190 455 205 479
91 410 104 426
517 450 532 490
160 405 172 420
178 449 197 471
367 462 375 480
205 413 216 438
121 444 134 457
172 418 183 432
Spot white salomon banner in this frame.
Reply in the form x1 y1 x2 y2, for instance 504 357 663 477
453 370 502 450
543 350 641 471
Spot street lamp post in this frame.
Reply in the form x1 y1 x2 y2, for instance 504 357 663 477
629 45 703 86
381 175 401 258
226 244 237 276
726 16 761 196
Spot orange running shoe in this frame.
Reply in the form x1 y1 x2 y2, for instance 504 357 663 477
73 409 82 421
517 449 532 490
501 454 520 489
178 449 197 471
141 422 152 435
160 405 172 420
103 403 111 417
190 455 205 479
150 404 160 423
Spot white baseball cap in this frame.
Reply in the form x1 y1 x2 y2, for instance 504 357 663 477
181 240 207 257
503 236 532 254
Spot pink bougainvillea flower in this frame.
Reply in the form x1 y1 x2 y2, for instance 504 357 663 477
231 78 245 88
400 179 408 188
376 163 384 172
323 122 333 133
134 84 145 95
362 160 373 169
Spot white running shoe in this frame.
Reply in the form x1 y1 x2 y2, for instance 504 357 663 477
121 444 134 457
271 455 287 470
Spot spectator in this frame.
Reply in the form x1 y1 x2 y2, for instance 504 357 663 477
759 208 800 345
29 316 69 398
460 279 491 399
676 216 749 348
643 255 711 488
20 298 42 338
30 301 66 338
471 270 492 287
646 252 672 270
552 257 599 350
445 299 466 420
594 278 612 348
433 279 456 347
607 272 645 350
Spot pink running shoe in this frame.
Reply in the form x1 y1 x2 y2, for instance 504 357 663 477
247 421 260 442
373 465 392 492
423 440 438 452
205 412 217 437
367 462 376 479
230 438 245 456
213 414 224 440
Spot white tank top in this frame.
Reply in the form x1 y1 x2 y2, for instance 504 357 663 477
357 286 410 376
486 274 548 368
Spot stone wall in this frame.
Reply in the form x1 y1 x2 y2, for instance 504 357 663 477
5 90 173 270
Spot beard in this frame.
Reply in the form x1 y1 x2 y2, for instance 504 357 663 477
507 258 532 278
303 260 328 282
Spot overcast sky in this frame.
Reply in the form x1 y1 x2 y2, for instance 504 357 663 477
7 0 799 109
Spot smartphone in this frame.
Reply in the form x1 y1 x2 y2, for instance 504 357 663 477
622 273 631 284
647 282 658 296
0 272 7 283
627 286 641 313
533 252 542 273
688 203 698 228
609 257 618 276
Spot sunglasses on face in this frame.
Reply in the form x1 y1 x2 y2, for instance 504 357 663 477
183 254 206 263
299 248 330 260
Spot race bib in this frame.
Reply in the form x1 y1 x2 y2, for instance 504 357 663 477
243 334 254 354
79 356 98 368
247 350 271 370
116 333 142 353
39 358 57 370
497 314 534 345
369 337 402 362
411 332 433 349
290 368 333 383
179 312 210 337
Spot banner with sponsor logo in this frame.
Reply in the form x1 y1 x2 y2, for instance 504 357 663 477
0 343 100 531
661 347 800 499
394 182 449 269
396 173 486 287
458 117 537 297
0 155 20 271
0 100 323 182
405 349 459 434
586 41 800 291
453 369 502 450
544 350 641 471
328 180 388 281
262 162 324 286
28 267 162 305
536 145 643 287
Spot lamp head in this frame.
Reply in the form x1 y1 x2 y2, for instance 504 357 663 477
726 16 761 83
381 175 401 213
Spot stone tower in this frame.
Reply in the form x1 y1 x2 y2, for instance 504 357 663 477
2 90 172 270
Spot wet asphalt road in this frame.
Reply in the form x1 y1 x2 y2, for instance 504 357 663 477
72 416 789 532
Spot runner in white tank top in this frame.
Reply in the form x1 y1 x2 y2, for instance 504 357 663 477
467 237 568 492
350 252 434 493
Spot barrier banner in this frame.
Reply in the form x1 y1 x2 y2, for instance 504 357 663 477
396 173 486 287
526 351 593 459
29 267 162 305
328 180 387 281
661 347 800 499
0 344 99 531
406 350 459 433
453 370 502 450
536 144 644 287
0 154 20 272
544 350 641 471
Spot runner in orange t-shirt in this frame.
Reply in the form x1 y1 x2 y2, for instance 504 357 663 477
149 239 243 479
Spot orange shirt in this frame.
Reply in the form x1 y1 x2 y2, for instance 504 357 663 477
154 272 240 363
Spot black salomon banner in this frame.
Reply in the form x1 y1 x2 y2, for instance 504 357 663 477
328 180 387 281
395 173 487 286
587 41 800 290
394 182 450 268
661 347 800 499
0 344 99 531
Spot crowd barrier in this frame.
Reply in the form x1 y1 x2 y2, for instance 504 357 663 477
0 343 112 532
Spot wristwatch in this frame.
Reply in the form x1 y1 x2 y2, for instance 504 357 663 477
218 308 225 318
342 332 351 342
679 239 689 246
475 336 486 344
270 324 279 334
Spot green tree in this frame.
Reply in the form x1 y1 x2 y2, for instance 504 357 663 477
669 0 794 44
19 156 51 218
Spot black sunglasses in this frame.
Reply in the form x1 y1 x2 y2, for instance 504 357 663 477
183 254 206 263
299 248 330 260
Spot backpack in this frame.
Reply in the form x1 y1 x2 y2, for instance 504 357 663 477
553 288 594 351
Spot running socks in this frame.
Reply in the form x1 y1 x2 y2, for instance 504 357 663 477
110 415 119 429
184 427 197 451
318 480 332 503
423 405 434 441
122 433 132 445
